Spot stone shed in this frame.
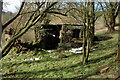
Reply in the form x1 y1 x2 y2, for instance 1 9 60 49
17 12 84 49
34 24 84 50
33 12 84 49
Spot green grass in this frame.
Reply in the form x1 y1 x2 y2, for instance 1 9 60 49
1 31 120 79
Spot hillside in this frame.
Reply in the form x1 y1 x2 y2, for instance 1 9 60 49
2 12 16 25
1 30 120 79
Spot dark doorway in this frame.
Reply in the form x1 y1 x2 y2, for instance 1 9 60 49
41 24 62 49
72 29 80 38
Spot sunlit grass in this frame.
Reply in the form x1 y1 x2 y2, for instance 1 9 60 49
1 31 119 79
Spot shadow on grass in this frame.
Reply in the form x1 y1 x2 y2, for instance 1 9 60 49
115 23 120 26
94 36 113 42
73 70 100 79
3 53 81 68
88 52 116 64
3 52 116 79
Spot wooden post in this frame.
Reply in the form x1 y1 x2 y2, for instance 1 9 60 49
79 30 83 39
59 25 66 44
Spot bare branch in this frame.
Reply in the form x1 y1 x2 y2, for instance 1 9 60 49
2 2 25 31
48 11 67 16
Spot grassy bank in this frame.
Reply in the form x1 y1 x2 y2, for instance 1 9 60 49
1 31 120 79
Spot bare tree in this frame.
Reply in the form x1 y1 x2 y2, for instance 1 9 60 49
2 2 25 31
100 2 120 32
66 2 96 65
1 1 67 58
1 2 58 58
82 2 95 65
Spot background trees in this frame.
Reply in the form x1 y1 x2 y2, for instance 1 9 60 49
100 2 120 32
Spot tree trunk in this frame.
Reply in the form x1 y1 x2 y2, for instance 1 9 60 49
1 2 58 58
82 2 95 65
116 39 120 61
82 3 87 65
90 2 95 44
86 39 90 62
116 8 120 61
2 10 46 58
82 26 87 65
0 1 2 41
108 26 115 32
116 27 120 61
0 1 2 59
2 2 25 31
108 16 115 32
100 2 119 33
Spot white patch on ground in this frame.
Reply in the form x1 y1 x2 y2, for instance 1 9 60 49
47 50 52 53
69 47 83 54
24 57 40 61
92 48 96 50
34 58 40 61
52 35 55 37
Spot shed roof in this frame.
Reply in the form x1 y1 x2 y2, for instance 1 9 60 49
41 9 83 25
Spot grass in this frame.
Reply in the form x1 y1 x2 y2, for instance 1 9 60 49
1 30 120 79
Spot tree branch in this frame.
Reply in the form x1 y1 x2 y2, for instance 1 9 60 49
114 3 120 18
1 2 58 58
2 2 25 31
48 11 67 16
